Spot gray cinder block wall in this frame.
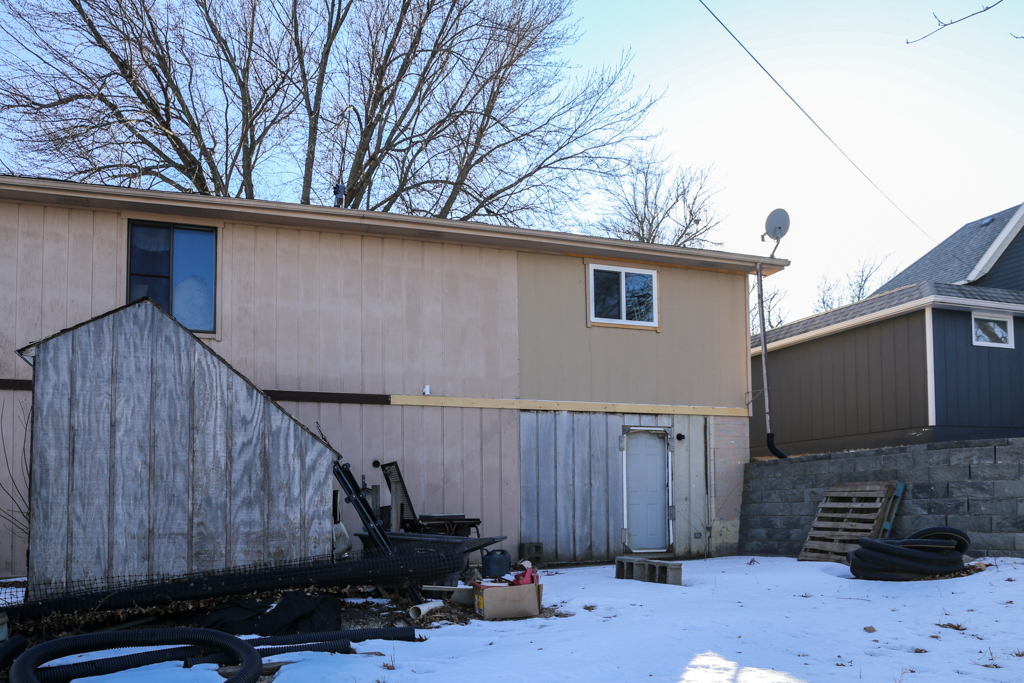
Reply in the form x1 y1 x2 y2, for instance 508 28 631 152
739 438 1024 558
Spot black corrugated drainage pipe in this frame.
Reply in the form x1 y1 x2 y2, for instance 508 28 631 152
11 628 262 683
33 626 415 683
766 433 787 459
0 635 28 670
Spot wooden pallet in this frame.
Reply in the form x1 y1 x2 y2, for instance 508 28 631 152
798 480 904 563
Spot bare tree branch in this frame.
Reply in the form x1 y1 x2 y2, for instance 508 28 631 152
813 254 895 313
589 147 721 249
907 1 1005 44
750 281 787 337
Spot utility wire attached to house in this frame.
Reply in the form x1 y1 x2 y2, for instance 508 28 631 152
697 0 976 272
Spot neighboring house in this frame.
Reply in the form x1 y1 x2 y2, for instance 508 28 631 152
0 176 786 577
751 203 1024 458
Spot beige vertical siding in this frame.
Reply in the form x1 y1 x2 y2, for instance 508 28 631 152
517 252 750 408
279 403 520 553
209 226 520 398
0 201 124 382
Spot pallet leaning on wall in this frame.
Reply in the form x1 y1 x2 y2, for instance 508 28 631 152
798 481 905 563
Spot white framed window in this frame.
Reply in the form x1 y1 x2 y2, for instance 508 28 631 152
972 312 1014 349
588 263 658 327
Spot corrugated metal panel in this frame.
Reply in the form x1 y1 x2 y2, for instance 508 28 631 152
26 301 335 595
520 412 684 563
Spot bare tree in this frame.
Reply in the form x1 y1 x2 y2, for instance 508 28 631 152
813 254 894 314
287 0 355 204
0 0 654 224
591 148 721 248
314 0 655 225
750 281 787 338
0 0 299 198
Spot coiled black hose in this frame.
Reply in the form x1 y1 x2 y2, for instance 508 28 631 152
11 628 262 683
0 635 28 670
848 527 971 581
34 626 413 683
184 639 351 667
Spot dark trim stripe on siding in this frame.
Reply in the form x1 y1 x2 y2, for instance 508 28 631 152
263 390 391 405
0 380 392 404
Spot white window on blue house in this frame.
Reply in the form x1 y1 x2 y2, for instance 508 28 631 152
128 221 217 333
588 263 658 328
971 312 1014 349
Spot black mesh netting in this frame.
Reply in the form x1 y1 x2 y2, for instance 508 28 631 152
1 545 463 621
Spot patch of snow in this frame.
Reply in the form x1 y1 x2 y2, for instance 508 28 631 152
27 556 1024 682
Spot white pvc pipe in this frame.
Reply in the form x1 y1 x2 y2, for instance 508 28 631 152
409 600 444 619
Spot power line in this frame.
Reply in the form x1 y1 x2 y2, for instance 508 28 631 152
697 0 976 271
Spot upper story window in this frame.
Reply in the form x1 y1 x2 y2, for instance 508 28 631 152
588 264 658 328
972 312 1014 349
128 221 217 333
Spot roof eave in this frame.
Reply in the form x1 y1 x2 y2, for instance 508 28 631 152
0 176 787 275
963 202 1024 282
752 292 1024 355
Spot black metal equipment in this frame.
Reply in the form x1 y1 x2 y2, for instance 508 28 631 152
333 461 392 552
380 461 482 536
333 461 429 603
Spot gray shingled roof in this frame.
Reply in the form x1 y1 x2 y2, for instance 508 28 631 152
872 205 1020 295
753 282 1024 349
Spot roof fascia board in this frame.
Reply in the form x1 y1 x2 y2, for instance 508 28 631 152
964 202 1024 282
0 177 787 275
751 294 1024 355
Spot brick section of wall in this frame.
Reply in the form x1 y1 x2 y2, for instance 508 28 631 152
739 438 1024 558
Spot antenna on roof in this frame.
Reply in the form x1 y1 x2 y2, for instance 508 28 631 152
756 208 790 459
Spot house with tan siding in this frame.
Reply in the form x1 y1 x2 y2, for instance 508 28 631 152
0 176 786 577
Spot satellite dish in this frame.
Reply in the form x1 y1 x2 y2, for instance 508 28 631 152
764 208 790 241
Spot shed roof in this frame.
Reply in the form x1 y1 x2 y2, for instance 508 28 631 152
0 175 788 276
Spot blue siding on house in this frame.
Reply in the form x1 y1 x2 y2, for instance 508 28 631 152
932 308 1024 429
974 227 1024 291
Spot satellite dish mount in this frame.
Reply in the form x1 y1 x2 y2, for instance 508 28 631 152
756 208 790 459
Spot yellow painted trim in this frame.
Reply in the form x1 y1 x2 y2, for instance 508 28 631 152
589 321 659 332
390 395 747 416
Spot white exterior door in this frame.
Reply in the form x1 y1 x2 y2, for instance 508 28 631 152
626 431 668 550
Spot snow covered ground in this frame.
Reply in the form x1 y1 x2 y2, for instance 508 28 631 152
49 555 1024 682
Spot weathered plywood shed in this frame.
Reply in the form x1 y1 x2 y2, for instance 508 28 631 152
17 299 335 596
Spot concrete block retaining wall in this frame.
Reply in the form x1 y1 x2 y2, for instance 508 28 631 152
738 438 1024 558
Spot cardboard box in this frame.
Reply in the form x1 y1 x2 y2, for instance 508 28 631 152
473 582 543 620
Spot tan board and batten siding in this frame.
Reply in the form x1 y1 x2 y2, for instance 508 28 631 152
517 252 751 408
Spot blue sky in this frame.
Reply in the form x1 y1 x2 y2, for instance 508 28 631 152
566 0 1024 321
